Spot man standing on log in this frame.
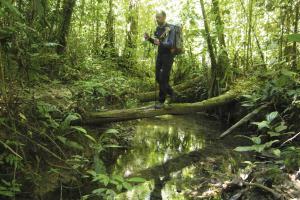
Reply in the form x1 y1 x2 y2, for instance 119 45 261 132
144 10 176 109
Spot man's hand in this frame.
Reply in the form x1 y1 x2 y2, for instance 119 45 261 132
154 38 160 45
144 33 150 40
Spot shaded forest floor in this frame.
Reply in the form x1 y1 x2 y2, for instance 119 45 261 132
1 58 300 199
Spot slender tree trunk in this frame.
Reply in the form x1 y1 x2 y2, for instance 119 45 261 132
246 0 254 70
48 0 61 41
56 0 76 54
78 0 85 33
279 7 286 61
124 0 139 61
212 0 226 48
292 2 299 69
254 33 265 65
0 46 5 99
219 104 269 138
17 0 23 12
0 10 7 100
200 0 219 97
240 0 264 67
40 0 50 39
94 0 101 55
211 0 230 86
284 4 292 63
103 0 115 55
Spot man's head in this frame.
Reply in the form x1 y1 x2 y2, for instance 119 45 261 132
156 10 166 26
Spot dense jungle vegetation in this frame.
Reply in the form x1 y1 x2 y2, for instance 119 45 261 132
0 0 300 199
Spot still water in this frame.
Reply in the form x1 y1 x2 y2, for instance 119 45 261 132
113 114 245 200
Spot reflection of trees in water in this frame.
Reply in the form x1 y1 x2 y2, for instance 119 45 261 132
114 116 245 199
150 175 171 200
136 125 204 152
114 117 207 176
162 150 243 199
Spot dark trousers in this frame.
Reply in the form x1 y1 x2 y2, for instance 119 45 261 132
155 53 175 103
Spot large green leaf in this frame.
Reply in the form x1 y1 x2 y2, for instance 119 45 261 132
127 177 146 183
266 111 278 123
234 146 256 152
60 114 80 130
122 182 132 190
267 131 281 137
234 144 265 153
92 188 106 195
66 141 84 150
287 34 300 42
252 121 270 130
264 140 279 148
274 123 287 132
57 136 84 150
272 149 281 157
251 136 261 145
71 126 87 134
234 140 279 153
71 126 96 143
104 129 119 135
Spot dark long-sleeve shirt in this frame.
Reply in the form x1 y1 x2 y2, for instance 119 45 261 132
148 23 175 54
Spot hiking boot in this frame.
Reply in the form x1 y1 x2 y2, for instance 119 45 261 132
154 102 164 109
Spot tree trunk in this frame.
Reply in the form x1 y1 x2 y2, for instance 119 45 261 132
74 90 239 125
124 0 139 60
78 0 85 33
246 0 254 70
212 0 226 48
49 0 61 41
279 6 286 61
103 0 115 55
0 46 5 100
212 0 230 86
292 2 299 69
200 0 219 98
240 0 264 67
254 33 265 65
94 0 100 55
56 0 76 54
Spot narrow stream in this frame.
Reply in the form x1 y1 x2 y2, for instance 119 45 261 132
113 114 246 199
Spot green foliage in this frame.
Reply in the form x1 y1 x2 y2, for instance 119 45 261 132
0 0 22 18
261 69 299 102
234 137 279 154
0 95 128 198
82 170 146 200
234 111 290 157
71 61 144 111
0 179 21 198
0 139 23 198
251 111 291 138
281 146 300 170
1 0 300 198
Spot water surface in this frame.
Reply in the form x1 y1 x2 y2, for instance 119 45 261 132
113 114 245 199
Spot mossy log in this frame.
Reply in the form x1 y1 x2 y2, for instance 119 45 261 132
76 89 239 125
137 76 206 102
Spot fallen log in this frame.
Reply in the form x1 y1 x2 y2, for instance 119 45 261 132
136 76 206 102
75 89 239 125
219 103 269 139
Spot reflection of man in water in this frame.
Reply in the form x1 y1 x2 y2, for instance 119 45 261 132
150 175 170 200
